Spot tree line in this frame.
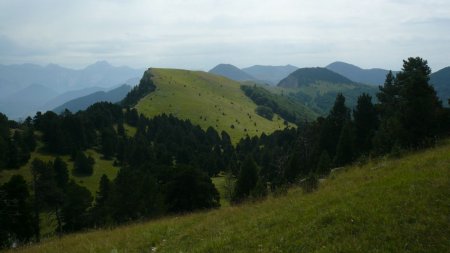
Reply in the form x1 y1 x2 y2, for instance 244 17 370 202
0 57 449 248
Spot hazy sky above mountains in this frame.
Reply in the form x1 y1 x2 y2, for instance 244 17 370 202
0 0 449 71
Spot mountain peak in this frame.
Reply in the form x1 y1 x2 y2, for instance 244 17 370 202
326 61 363 71
241 64 298 85
84 60 113 70
326 61 397 86
208 63 256 82
278 67 354 88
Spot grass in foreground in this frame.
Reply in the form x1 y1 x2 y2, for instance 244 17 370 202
13 142 450 252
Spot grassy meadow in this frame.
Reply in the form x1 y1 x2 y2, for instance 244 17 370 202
136 68 293 143
12 140 450 253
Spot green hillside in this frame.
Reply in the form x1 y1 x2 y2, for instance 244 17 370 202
0 143 119 195
13 141 450 253
135 68 291 143
278 67 355 88
0 123 138 194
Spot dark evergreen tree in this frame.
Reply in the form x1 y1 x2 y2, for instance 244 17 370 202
0 175 34 248
318 93 350 158
61 181 93 232
233 156 259 202
353 93 378 156
109 167 163 222
373 72 402 154
316 151 332 176
101 126 117 159
117 121 125 137
396 57 442 147
53 157 69 190
333 122 354 167
73 151 95 176
92 174 111 226
251 177 268 199
164 165 220 213
31 158 60 242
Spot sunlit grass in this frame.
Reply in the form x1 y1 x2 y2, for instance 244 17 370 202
136 69 293 144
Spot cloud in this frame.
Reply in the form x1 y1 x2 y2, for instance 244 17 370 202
0 0 449 70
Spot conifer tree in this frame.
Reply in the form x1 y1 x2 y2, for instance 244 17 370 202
333 122 354 167
353 93 378 156
233 156 259 202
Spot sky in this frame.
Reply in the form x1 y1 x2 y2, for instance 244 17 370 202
0 0 449 71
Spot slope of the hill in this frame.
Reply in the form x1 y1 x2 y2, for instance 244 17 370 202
14 141 450 252
0 141 120 195
135 68 290 143
53 84 131 113
208 64 257 82
430 66 450 103
241 64 298 85
278 67 355 88
274 67 377 114
326 61 397 86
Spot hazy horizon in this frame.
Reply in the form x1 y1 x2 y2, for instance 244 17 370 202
1 0 449 72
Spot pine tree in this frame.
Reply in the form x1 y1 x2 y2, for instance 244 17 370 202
318 93 350 158
53 157 68 190
396 57 442 147
61 181 93 232
333 122 354 167
353 93 378 156
316 151 332 176
92 174 111 227
0 175 34 247
233 156 259 202
73 151 95 175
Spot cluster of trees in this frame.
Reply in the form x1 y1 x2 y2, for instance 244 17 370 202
0 154 219 247
0 113 35 169
1 57 448 248
1 103 227 247
232 57 450 197
241 85 307 123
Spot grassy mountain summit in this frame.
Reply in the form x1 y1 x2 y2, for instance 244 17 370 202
208 64 257 82
278 67 354 88
13 140 450 252
135 68 290 143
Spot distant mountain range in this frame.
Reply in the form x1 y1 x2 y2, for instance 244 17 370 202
241 65 298 85
208 64 256 82
0 61 142 119
209 64 299 85
430 67 450 104
42 86 105 111
0 61 144 97
54 84 132 113
0 84 58 119
275 67 377 113
325 61 397 86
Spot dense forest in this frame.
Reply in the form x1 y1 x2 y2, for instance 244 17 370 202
0 57 449 248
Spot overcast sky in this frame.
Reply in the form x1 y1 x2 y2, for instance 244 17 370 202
0 0 449 71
